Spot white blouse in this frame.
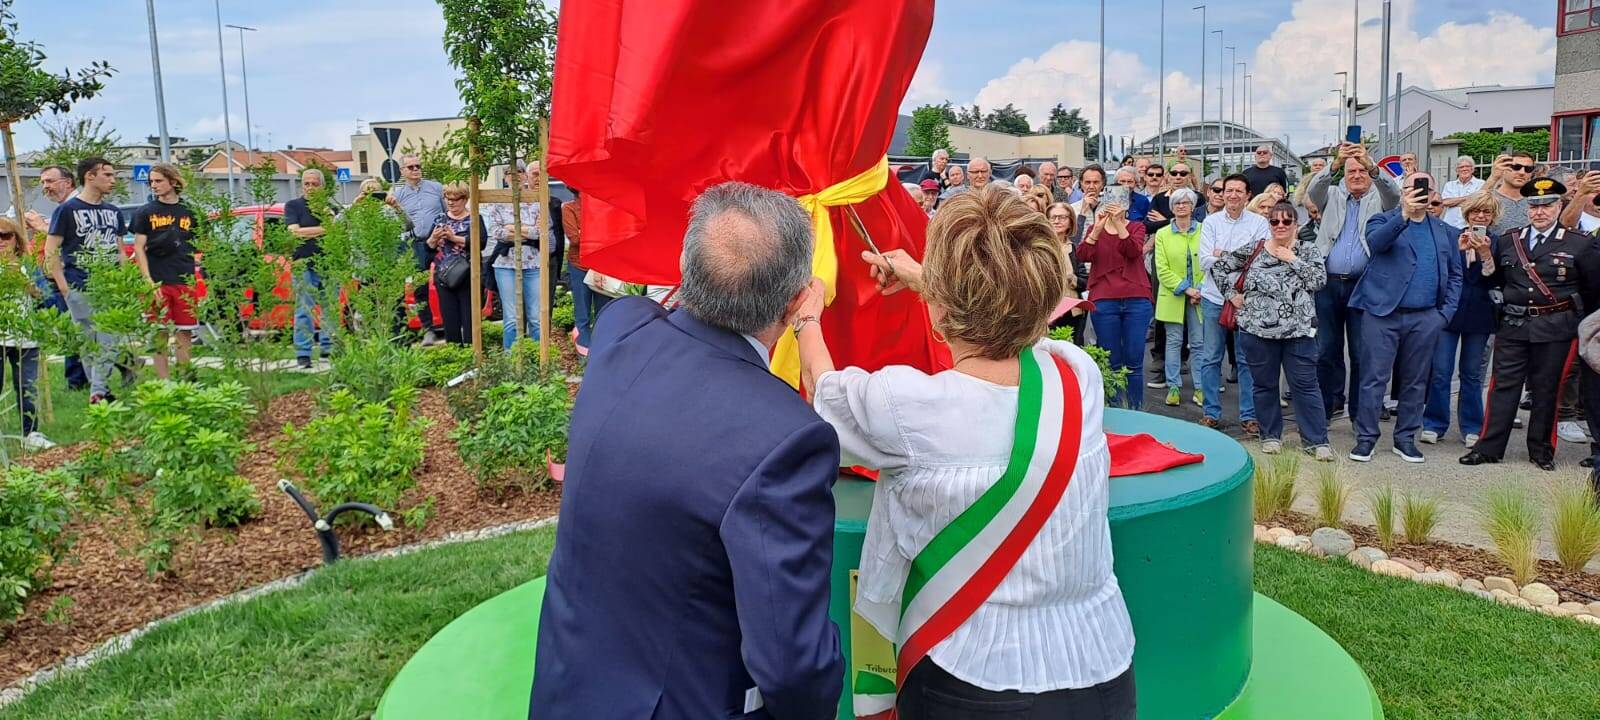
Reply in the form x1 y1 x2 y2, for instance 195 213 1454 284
814 339 1134 693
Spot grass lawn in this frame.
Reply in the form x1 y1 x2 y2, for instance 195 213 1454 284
3 532 1597 719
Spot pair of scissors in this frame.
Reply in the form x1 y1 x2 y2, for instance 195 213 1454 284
844 204 896 289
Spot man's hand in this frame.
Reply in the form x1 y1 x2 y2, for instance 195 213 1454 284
1488 155 1512 181
1400 187 1429 219
23 210 46 234
1146 208 1167 223
1579 170 1600 198
1185 287 1201 301
861 249 922 296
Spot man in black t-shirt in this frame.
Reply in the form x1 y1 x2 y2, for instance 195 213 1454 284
284 169 334 368
131 164 198 379
1241 145 1288 198
44 157 133 403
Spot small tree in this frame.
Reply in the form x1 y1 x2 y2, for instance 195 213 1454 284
0 0 113 220
983 103 1032 135
400 129 471 186
246 156 276 206
954 104 983 128
1044 104 1092 136
35 115 131 200
439 0 557 360
905 103 955 158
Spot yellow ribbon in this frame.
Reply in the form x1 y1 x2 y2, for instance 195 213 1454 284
770 157 891 388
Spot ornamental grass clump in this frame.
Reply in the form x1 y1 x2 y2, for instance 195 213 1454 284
1400 493 1442 545
1369 484 1397 551
1251 452 1298 523
1313 461 1351 528
1482 484 1542 585
1549 479 1600 574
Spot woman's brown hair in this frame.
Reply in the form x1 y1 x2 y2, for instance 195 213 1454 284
1046 201 1077 242
923 186 1066 360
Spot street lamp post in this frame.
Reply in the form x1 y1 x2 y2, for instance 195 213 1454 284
213 0 236 198
1194 5 1206 174
1099 0 1107 162
1245 73 1252 128
1212 30 1223 171
1352 0 1360 130
226 24 257 166
1158 0 1166 164
1224 46 1235 127
1377 0 1392 154
1236 62 1247 128
144 0 171 163
1335 71 1349 128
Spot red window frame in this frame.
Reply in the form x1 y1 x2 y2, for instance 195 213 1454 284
1551 108 1600 159
1559 0 1600 36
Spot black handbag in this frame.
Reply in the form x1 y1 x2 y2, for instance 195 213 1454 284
435 252 470 290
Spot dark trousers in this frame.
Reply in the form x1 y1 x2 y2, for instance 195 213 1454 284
1477 338 1576 463
1239 333 1329 446
1315 276 1363 420
412 239 439 332
434 280 474 345
2 346 39 435
899 661 1135 720
1354 308 1444 446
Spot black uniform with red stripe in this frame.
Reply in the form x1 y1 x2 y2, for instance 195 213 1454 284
1475 225 1600 466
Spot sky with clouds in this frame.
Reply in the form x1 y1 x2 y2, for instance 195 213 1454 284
9 0 1558 156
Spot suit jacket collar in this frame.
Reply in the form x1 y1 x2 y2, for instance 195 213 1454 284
667 310 769 371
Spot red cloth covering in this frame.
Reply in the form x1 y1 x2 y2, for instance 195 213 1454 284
1106 432 1204 477
547 0 950 380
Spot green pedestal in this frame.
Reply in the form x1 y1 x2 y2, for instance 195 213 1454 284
377 410 1382 720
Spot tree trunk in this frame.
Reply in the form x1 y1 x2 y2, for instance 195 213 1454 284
467 118 485 364
510 148 526 347
535 121 552 368
1 124 27 229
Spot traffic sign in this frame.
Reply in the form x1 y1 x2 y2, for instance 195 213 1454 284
336 167 352 183
132 164 152 183
1377 155 1405 179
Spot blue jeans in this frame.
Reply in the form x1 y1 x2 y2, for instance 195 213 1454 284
1163 304 1203 391
1424 330 1490 438
494 265 542 348
1239 333 1329 446
1354 308 1447 446
567 262 612 349
293 269 333 359
1315 276 1364 420
1199 299 1256 422
1090 298 1154 409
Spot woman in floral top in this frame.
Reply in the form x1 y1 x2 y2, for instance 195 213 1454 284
1211 200 1332 460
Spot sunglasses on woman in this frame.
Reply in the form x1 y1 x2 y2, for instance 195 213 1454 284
1209 186 1223 193
1267 217 1295 227
1171 170 1190 177
0 232 15 240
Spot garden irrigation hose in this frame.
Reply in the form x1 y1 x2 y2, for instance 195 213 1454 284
277 479 395 565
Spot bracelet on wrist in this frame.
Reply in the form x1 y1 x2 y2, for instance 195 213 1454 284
792 316 820 334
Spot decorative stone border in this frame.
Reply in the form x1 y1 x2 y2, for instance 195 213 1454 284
0 516 559 709
1255 524 1600 628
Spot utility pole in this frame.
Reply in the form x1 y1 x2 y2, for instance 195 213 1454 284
144 0 172 163
1224 46 1236 128
1195 5 1207 173
226 24 258 165
1352 0 1360 133
1335 71 1349 128
1098 0 1107 163
1244 73 1252 128
1213 30 1224 171
1378 0 1392 154
1235 62 1246 128
213 0 236 198
1158 0 1167 164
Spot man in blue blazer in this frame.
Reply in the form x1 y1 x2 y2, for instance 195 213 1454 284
531 183 844 719
1348 172 1463 464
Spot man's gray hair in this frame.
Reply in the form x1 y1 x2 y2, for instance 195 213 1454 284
932 148 950 160
41 165 73 184
1455 156 1475 168
1114 166 1137 183
679 182 813 335
1169 188 1198 207
302 168 325 183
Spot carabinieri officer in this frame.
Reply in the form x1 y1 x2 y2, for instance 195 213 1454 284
1462 178 1600 471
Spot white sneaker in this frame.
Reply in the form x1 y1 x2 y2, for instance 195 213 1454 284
1419 430 1439 444
1147 380 1167 389
1464 433 1480 448
1309 445 1335 462
1261 439 1282 454
21 431 56 451
1558 421 1589 443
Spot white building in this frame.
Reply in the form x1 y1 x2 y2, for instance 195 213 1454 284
1353 84 1553 138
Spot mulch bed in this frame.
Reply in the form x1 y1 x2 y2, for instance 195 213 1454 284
1270 511 1600 604
0 385 564 689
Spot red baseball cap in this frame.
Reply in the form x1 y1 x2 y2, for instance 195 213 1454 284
919 179 940 191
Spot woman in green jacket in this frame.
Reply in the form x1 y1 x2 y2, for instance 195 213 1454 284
1153 188 1205 406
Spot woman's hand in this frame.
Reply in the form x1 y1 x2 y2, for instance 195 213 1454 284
1146 208 1167 223
1185 287 1201 302
1266 242 1297 263
1229 293 1245 308
861 249 923 296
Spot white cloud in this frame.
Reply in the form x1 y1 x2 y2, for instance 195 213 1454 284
183 113 246 140
902 60 953 111
960 0 1553 152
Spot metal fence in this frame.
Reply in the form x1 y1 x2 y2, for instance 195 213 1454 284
1 167 368 219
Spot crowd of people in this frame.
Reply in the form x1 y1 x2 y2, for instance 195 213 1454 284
2 153 595 453
918 144 1600 481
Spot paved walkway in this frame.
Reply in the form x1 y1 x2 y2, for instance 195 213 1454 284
1136 355 1598 570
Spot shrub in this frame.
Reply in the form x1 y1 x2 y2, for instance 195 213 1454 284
450 376 572 495
329 337 429 404
1312 461 1351 528
1045 327 1126 402
1483 484 1542 585
1369 484 1397 551
1549 480 1600 574
446 338 551 423
280 387 430 524
0 467 78 624
422 344 476 387
1400 493 1442 545
551 286 575 331
1251 452 1297 523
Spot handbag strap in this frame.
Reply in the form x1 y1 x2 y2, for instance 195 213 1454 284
1233 241 1266 292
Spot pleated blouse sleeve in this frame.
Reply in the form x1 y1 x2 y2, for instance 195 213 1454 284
813 367 912 474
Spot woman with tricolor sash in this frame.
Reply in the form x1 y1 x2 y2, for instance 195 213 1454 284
793 187 1136 719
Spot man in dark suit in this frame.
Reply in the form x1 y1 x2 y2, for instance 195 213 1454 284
1348 173 1463 464
531 182 843 719
1466 178 1600 470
